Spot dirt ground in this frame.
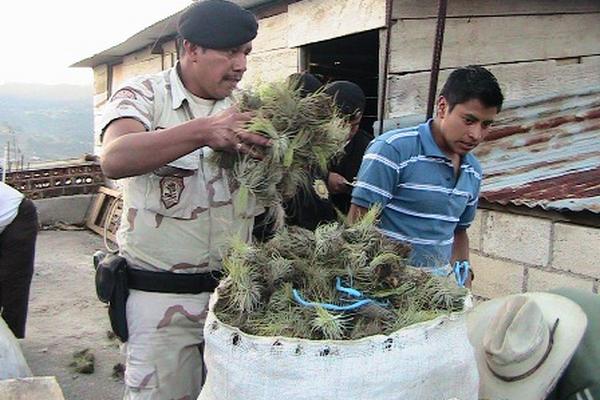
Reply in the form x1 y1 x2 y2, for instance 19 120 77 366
20 230 124 400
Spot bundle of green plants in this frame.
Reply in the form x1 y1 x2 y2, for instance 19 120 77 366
214 207 468 340
211 81 348 215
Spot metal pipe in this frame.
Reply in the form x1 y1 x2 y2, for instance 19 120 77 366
2 144 8 182
378 0 394 136
426 0 448 120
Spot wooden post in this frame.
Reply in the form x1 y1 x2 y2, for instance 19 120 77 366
426 0 448 120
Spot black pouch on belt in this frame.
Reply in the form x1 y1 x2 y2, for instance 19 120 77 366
94 253 129 342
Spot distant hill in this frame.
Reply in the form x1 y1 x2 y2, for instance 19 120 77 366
0 83 94 164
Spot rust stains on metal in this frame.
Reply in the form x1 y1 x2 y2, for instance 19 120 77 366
585 108 600 119
475 89 600 213
485 125 531 141
532 114 583 131
482 166 600 213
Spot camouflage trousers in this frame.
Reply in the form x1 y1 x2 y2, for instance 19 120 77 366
123 289 211 400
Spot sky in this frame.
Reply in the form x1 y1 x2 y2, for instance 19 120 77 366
0 0 193 86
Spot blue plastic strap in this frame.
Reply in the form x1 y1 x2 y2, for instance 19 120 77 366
335 277 364 298
453 260 470 287
292 289 377 311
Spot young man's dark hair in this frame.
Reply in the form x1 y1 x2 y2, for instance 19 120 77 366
440 65 504 112
322 81 372 214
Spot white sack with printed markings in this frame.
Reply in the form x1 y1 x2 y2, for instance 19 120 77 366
198 288 478 400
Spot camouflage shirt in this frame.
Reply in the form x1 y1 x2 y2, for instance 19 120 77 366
100 65 261 273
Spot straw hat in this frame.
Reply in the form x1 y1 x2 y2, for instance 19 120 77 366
467 293 587 400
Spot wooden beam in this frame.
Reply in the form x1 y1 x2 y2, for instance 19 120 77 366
243 48 299 87
287 0 386 48
92 65 108 96
98 186 120 198
252 0 289 19
111 49 162 90
386 57 600 118
252 13 289 54
392 0 600 19
162 39 177 55
85 186 121 245
389 13 600 73
107 64 114 99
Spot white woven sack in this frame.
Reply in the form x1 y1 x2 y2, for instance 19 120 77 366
0 318 32 379
198 287 478 400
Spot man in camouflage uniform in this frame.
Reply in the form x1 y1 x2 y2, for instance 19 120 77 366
99 1 269 399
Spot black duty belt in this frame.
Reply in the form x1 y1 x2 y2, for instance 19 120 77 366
127 267 223 294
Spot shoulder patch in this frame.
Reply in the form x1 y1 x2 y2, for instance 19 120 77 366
112 88 137 100
160 176 185 209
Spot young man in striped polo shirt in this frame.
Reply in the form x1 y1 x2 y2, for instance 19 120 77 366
349 66 504 284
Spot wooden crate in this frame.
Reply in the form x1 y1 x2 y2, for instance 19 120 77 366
86 186 122 244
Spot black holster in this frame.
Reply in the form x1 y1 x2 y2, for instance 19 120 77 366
93 251 223 342
94 253 129 342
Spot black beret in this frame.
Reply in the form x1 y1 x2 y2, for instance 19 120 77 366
323 81 366 117
287 73 322 97
177 0 258 49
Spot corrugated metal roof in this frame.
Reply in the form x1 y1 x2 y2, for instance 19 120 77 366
475 88 600 213
71 0 274 68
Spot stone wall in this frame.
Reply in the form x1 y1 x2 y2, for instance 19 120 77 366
34 195 95 227
469 209 599 299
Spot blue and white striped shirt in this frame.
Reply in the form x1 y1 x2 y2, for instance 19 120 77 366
351 120 481 268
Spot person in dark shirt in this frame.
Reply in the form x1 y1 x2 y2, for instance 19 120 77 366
283 169 338 230
323 81 374 214
282 73 340 230
287 72 323 98
253 73 338 238
0 182 38 339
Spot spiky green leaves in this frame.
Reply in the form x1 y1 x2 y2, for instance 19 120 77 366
310 306 350 340
215 209 467 340
211 80 348 216
220 237 264 315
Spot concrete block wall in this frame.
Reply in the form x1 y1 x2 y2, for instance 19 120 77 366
34 195 95 227
469 210 599 299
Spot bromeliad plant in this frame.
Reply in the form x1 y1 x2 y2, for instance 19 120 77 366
211 81 348 218
214 207 468 340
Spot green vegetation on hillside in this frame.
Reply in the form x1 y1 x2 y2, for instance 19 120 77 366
0 83 94 164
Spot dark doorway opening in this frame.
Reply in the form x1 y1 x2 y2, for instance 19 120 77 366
304 30 379 135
